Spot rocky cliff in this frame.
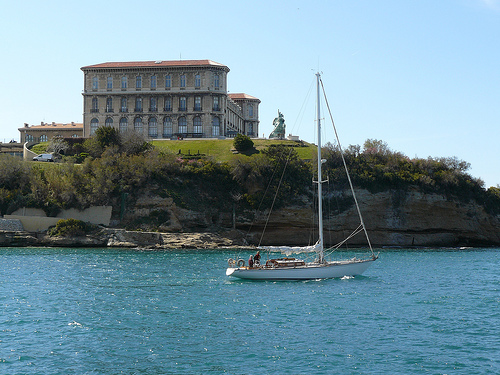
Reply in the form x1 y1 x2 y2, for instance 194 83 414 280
1 189 499 248
120 188 500 248
248 189 500 247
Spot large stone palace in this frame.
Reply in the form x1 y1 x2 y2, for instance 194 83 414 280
81 60 260 139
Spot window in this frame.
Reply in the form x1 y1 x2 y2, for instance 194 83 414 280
178 116 187 134
134 117 143 133
148 117 158 138
40 134 48 142
214 74 220 88
72 134 79 138
105 117 113 127
212 117 220 136
91 97 99 112
26 134 34 142
106 97 113 112
180 74 186 88
165 74 171 88
90 118 99 135
121 76 127 89
150 97 157 112
151 75 157 89
121 97 127 112
194 96 202 111
164 97 172 111
119 117 128 133
213 96 220 111
249 105 254 118
135 97 142 112
195 74 201 87
163 117 173 137
193 116 202 134
179 97 186 111
107 76 113 90
136 75 142 89
92 76 98 90
248 123 254 136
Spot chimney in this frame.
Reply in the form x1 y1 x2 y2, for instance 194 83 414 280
52 122 55 126
24 123 29 128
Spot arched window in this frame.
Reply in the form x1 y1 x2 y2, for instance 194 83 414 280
180 74 186 87
214 74 220 88
165 74 171 88
90 118 99 135
107 76 113 90
193 116 202 135
134 117 143 133
248 105 254 118
212 117 220 137
136 75 142 89
163 117 172 137
119 117 128 133
148 117 158 138
105 117 113 127
178 116 187 134
40 134 48 142
92 76 98 90
195 74 201 87
121 76 127 89
151 75 157 89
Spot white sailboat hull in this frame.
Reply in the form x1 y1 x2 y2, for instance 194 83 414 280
226 258 376 280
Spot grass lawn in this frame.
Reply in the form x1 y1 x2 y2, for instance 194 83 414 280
152 138 316 162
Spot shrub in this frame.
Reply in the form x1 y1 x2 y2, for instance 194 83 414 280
48 218 98 237
233 134 254 152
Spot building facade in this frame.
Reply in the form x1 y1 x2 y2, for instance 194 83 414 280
18 122 83 144
81 60 260 139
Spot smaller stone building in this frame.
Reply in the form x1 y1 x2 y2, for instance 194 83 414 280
18 122 83 144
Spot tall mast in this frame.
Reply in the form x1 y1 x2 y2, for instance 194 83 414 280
316 72 324 263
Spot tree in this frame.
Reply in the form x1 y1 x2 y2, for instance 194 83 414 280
233 133 254 152
95 126 120 149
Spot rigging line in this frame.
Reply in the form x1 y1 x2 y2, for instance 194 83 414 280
257 146 296 247
319 77 375 257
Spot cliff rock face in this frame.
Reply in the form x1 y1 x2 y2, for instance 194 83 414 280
239 190 500 247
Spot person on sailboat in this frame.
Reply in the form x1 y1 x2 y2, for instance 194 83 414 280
253 251 261 266
248 255 254 268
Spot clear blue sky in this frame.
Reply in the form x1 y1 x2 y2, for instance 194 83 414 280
1 0 499 187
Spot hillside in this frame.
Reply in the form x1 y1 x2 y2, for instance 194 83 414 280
5 136 500 247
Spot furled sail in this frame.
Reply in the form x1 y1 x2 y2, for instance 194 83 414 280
259 241 321 256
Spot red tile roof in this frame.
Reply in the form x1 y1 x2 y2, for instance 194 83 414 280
19 123 83 131
81 60 229 70
228 93 260 101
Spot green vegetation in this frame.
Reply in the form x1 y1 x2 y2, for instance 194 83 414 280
4 137 500 232
233 133 254 152
48 218 98 237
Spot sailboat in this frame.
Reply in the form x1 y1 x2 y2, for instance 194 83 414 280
226 73 378 280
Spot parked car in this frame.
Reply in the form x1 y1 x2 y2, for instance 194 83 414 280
33 154 55 162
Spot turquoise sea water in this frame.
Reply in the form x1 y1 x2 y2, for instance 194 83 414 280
0 247 499 374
